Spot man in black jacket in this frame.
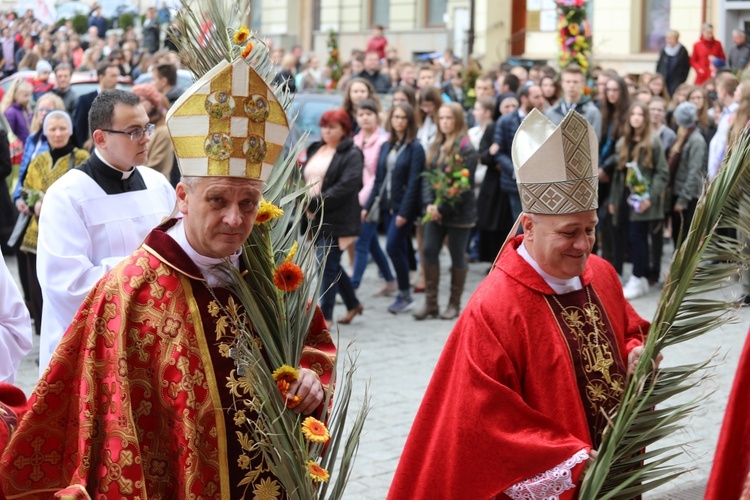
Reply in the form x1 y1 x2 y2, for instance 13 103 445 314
357 51 391 93
728 29 750 72
656 30 690 97
73 62 121 148
493 84 545 222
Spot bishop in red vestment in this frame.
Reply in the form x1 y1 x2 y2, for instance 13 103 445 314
389 109 651 499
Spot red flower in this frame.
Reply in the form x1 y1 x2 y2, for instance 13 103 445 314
273 262 304 292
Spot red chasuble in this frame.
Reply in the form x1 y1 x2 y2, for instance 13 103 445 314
0 222 336 499
705 329 750 500
388 236 648 500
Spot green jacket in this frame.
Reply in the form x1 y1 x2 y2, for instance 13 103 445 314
609 133 669 223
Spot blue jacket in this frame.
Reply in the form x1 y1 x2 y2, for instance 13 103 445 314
12 131 49 202
494 110 522 194
366 140 425 223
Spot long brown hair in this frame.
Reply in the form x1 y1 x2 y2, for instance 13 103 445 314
386 103 418 145
686 86 712 129
729 81 750 146
618 101 653 170
342 77 378 116
600 75 630 145
427 102 468 166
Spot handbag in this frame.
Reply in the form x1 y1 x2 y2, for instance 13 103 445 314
365 177 388 225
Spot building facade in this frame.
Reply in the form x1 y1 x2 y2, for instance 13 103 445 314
257 0 746 80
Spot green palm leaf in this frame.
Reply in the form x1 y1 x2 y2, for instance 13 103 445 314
579 128 750 498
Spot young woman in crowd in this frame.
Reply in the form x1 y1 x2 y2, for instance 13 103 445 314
415 102 477 320
608 101 669 299
351 99 395 296
648 73 670 100
687 85 717 145
363 102 425 314
341 77 378 136
303 109 364 324
668 102 707 247
540 75 561 109
20 111 89 335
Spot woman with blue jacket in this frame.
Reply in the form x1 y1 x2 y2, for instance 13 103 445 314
363 102 425 314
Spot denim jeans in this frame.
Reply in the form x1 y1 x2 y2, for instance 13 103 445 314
316 237 360 320
351 219 394 289
383 212 413 292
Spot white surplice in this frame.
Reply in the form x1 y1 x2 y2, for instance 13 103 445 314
37 166 176 375
0 256 33 384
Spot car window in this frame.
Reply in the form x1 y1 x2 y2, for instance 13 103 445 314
295 101 340 136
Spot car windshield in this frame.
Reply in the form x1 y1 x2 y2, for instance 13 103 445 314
294 100 340 136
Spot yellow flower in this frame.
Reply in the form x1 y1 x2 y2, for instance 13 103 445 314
568 22 580 36
284 241 298 263
233 26 250 45
301 416 330 443
255 199 284 225
233 410 247 426
306 460 330 482
272 365 299 382
238 454 251 470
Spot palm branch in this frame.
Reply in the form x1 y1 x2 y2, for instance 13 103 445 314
170 2 370 498
579 129 750 498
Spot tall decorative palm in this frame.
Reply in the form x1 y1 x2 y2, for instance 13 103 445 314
579 130 750 498
169 2 370 498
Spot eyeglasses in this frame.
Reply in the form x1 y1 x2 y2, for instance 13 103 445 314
102 123 155 141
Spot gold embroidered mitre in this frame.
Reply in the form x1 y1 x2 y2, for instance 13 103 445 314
166 57 289 181
512 108 598 214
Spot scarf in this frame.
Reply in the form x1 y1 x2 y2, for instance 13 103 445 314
664 43 681 58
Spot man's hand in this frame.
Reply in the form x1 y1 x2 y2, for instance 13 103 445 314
627 346 663 376
288 368 325 415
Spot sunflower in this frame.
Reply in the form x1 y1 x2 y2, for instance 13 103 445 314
301 417 330 443
233 25 250 45
272 365 299 382
273 262 304 292
306 460 330 483
255 199 284 225
242 42 253 59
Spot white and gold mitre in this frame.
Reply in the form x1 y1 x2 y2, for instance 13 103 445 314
166 57 289 181
512 108 598 214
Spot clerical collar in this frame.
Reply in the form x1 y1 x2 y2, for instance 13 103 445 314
166 218 242 288
518 241 582 294
94 149 136 180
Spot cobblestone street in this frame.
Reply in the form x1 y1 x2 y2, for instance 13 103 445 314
6 242 749 499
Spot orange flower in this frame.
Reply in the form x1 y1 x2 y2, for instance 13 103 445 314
306 461 330 483
301 417 330 443
242 42 254 59
460 168 470 177
273 262 304 292
276 378 302 409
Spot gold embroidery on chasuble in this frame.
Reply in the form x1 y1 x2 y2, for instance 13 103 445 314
546 286 628 447
206 294 282 499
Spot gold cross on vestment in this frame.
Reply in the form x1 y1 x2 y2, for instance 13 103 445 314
12 435 62 482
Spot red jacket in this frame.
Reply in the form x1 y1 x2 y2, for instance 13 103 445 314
691 36 725 85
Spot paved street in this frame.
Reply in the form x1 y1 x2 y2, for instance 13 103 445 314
5 242 749 499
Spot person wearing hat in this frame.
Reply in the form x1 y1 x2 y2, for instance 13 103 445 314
31 59 54 100
19 110 89 336
0 56 335 498
667 101 707 247
691 23 726 86
35 89 176 374
389 110 655 499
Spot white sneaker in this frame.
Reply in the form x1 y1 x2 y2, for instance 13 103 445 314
623 275 648 300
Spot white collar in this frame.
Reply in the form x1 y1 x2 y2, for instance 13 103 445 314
167 218 242 288
518 240 583 294
94 149 137 179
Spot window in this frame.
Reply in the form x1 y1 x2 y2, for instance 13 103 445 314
426 0 447 27
250 0 262 31
372 0 389 27
643 0 671 52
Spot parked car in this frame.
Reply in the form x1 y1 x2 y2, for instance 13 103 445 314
0 71 132 100
133 69 196 93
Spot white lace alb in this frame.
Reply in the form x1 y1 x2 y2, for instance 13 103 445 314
503 448 589 500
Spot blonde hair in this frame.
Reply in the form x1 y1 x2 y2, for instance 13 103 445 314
729 81 750 145
1 79 33 113
29 93 65 134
